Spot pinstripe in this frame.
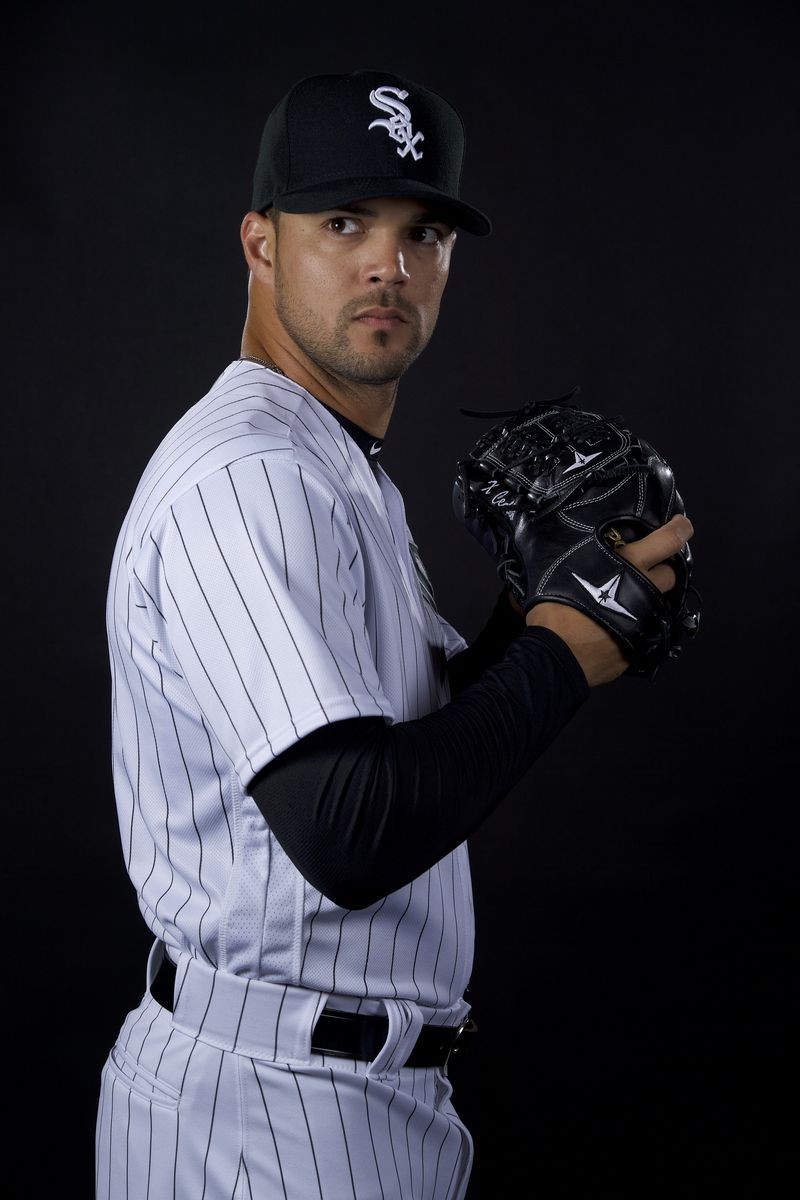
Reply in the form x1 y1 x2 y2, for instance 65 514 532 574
199 715 234 865
197 970 217 1035
172 1110 179 1200
392 583 409 719
389 881 416 999
200 1050 226 1200
223 462 371 720
288 411 423 607
250 1059 289 1199
419 1106 437 1198
447 857 460 1001
331 906 352 994
297 465 326 636
291 472 381 711
122 648 170 921
443 1123 470 1200
123 995 157 1053
400 578 428 714
174 961 191 1009
231 978 251 1050
431 864 446 1007
146 1097 153 1200
270 985 289 1061
299 890 325 979
197 477 308 734
363 894 388 992
411 870 433 1002
132 568 166 620
260 461 289 587
288 1069 324 1200
168 507 276 753
230 1154 242 1200
120 570 141 871
149 530 260 775
431 1121 455 1199
154 1027 175 1078
241 1155 253 1200
125 1088 132 1200
136 429 288 550
95 1066 108 1195
107 1073 116 1200
385 1088 404 1196
331 496 386 706
361 1076 386 1200
142 643 181 925
172 1039 200 1197
329 1070 358 1199
150 405 289 490
150 374 249 461
153 647 211 950
404 1097 419 1194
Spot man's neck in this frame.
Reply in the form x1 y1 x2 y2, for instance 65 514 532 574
240 338 397 438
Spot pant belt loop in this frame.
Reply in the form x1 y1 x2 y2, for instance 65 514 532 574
366 999 424 1078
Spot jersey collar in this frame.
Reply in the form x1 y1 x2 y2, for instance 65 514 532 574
316 400 385 471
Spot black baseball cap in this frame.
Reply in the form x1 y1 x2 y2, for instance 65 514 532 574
250 69 492 236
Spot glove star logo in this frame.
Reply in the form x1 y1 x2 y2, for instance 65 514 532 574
368 86 424 160
571 571 636 619
563 449 602 473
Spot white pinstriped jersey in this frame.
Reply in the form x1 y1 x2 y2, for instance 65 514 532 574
107 359 474 1015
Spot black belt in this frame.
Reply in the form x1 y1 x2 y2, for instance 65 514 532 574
150 954 476 1069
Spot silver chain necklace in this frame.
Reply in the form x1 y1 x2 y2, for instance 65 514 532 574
240 354 285 376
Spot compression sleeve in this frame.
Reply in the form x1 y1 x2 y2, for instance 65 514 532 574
248 625 588 909
446 585 528 696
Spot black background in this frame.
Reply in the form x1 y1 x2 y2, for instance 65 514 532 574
4 2 798 1196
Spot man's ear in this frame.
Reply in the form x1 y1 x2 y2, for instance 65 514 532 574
240 210 277 282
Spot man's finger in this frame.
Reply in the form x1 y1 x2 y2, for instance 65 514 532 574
618 515 693 573
647 562 677 594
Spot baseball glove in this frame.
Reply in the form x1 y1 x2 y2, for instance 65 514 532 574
452 387 700 679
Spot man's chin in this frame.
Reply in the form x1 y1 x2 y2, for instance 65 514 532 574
336 345 423 385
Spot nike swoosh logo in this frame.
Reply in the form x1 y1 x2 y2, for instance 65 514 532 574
370 442 381 456
571 571 636 619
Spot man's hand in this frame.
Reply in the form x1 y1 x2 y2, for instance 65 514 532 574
525 515 694 687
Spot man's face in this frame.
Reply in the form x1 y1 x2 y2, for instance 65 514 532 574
270 196 457 385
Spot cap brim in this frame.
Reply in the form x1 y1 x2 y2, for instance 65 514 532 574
272 177 492 236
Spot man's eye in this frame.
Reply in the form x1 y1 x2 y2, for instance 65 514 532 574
327 217 361 234
411 226 445 244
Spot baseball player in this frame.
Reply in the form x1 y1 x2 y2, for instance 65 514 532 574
95 69 692 1198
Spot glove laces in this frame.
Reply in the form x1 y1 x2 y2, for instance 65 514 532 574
458 384 581 419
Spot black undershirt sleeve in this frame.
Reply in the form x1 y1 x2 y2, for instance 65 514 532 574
445 585 530 696
247 604 589 910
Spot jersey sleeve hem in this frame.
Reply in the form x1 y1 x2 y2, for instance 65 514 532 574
239 695 394 790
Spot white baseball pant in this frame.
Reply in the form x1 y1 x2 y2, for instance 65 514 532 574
95 941 474 1198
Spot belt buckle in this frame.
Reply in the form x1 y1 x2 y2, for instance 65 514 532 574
443 1016 478 1071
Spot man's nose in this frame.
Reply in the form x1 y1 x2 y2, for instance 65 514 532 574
359 231 411 287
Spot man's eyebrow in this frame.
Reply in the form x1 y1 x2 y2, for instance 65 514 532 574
410 210 454 226
322 203 454 226
326 203 379 216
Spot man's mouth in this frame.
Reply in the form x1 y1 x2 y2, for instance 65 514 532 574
353 307 409 330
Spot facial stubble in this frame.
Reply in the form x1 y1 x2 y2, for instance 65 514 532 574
273 260 432 385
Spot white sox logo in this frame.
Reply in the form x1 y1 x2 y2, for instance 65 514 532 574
480 480 516 509
368 86 424 160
